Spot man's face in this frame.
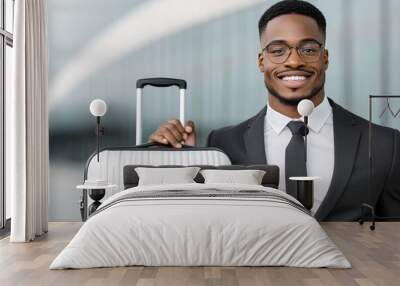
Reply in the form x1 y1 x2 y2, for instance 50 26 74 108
258 14 329 106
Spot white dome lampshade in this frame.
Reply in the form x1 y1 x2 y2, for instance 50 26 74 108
297 99 315 116
89 99 107 117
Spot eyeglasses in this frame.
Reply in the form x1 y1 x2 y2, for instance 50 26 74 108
261 40 324 64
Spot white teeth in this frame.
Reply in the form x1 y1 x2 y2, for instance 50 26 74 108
282 76 307 81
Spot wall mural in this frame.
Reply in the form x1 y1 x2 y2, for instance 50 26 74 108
48 0 400 221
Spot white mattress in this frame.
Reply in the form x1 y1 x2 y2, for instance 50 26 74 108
50 183 351 269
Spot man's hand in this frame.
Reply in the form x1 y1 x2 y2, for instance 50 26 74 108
149 119 196 148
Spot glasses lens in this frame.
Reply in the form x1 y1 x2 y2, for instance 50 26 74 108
299 41 322 62
266 44 289 64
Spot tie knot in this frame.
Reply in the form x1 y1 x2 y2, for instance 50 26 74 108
287 121 309 136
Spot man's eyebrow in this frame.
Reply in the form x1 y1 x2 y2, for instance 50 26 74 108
265 38 322 46
265 40 288 46
299 38 322 44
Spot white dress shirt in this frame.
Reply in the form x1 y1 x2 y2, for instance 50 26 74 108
264 97 334 214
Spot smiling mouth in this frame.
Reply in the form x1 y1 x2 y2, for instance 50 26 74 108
282 75 308 81
277 73 313 89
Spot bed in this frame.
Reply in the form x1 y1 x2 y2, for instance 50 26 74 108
50 145 350 269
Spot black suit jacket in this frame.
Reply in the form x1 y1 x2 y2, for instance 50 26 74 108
206 98 400 221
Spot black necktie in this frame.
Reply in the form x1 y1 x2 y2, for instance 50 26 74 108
285 121 308 198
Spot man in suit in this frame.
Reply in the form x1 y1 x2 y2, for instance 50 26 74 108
149 0 400 221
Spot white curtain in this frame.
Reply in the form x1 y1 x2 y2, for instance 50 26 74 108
7 0 49 242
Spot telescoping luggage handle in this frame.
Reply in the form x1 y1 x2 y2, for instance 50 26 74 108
136 78 187 145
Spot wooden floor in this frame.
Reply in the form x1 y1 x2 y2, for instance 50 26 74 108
0 222 399 286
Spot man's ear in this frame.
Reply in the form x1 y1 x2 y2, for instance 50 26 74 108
258 53 265 72
323 49 329 70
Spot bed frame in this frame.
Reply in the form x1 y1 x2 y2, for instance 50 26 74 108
81 144 281 221
80 144 233 221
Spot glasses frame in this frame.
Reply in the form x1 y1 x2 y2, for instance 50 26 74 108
261 40 325 64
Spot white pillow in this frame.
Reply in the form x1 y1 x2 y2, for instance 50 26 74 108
200 169 266 185
135 167 201 186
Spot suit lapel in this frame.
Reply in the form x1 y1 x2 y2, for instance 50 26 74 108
314 99 362 220
243 105 268 165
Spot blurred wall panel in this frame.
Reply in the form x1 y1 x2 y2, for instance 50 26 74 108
352 0 381 118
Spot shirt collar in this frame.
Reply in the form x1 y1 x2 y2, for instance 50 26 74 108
266 96 332 135
307 96 332 133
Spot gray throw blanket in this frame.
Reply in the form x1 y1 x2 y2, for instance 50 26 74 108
91 188 310 218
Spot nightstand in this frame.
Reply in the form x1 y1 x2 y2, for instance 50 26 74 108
76 183 116 221
289 176 320 210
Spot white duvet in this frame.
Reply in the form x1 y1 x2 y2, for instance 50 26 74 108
50 183 351 269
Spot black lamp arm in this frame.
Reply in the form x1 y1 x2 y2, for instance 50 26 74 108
304 115 308 162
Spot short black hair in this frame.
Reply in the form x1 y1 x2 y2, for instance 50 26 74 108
258 0 326 39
